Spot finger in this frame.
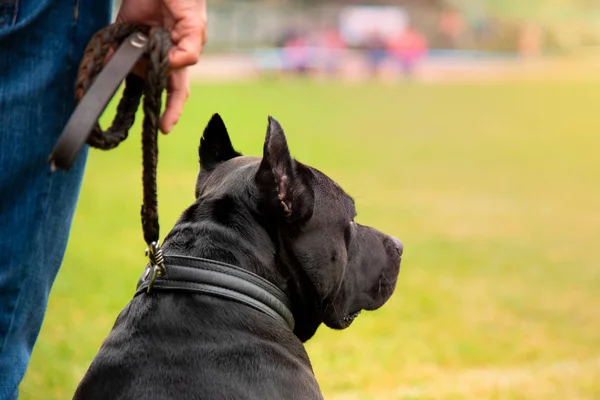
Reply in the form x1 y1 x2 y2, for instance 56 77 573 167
169 16 206 68
160 69 190 134
164 0 207 69
130 58 148 79
169 37 203 69
103 47 115 64
115 3 161 26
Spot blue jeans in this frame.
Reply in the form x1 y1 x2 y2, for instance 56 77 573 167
0 1 111 398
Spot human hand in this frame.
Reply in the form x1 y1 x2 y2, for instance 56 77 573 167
116 0 207 133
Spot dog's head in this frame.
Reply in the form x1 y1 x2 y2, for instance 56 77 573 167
186 114 402 341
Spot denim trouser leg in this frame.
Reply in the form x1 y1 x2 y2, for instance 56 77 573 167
0 1 111 398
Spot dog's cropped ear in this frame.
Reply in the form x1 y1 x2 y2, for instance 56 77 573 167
199 113 242 171
256 116 314 223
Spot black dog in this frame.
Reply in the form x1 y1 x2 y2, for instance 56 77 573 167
74 114 402 399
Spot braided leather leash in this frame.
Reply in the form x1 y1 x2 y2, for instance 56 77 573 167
49 23 172 287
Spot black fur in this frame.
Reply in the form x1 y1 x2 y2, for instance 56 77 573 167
74 114 402 399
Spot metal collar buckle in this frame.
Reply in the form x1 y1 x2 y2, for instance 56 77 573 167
144 241 165 293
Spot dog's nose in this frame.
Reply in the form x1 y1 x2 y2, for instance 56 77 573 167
391 236 403 256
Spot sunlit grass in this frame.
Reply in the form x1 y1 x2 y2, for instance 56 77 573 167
20 80 600 399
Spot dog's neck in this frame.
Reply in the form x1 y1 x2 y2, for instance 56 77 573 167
160 197 322 341
161 198 285 287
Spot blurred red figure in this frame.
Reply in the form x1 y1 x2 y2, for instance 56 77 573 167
388 27 428 78
439 9 464 49
318 28 346 76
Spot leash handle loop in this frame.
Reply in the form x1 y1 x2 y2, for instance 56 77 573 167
48 31 149 171
49 23 171 255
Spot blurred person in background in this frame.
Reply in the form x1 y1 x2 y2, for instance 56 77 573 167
438 8 465 50
364 30 387 78
282 31 311 77
387 24 428 79
0 0 206 398
315 26 346 78
519 24 543 58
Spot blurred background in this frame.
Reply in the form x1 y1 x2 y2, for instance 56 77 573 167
125 0 600 83
20 1 600 399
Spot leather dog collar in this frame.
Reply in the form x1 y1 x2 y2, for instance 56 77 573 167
135 255 295 331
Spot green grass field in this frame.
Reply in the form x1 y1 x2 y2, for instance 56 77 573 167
20 80 600 399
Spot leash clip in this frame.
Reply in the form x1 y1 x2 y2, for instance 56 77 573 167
145 240 165 293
